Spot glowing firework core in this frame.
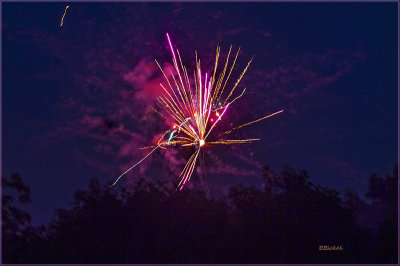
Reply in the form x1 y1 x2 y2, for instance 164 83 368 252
111 33 284 190
199 139 205 147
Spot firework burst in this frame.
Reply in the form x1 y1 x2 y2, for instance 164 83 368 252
111 34 283 190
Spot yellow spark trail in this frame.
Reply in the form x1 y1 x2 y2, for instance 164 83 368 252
60 5 69 27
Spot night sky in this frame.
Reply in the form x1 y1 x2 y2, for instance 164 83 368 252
3 2 397 226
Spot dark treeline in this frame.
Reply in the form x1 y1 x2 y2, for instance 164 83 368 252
2 164 398 264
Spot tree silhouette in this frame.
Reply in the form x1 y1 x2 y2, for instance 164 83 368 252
1 164 398 264
1 173 45 263
365 163 398 263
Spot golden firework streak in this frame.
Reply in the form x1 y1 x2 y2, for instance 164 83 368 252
60 5 69 27
223 110 284 136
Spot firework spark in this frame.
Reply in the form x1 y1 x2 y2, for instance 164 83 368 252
60 5 69 27
111 34 283 190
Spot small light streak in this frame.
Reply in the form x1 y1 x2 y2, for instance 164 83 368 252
60 5 69 27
